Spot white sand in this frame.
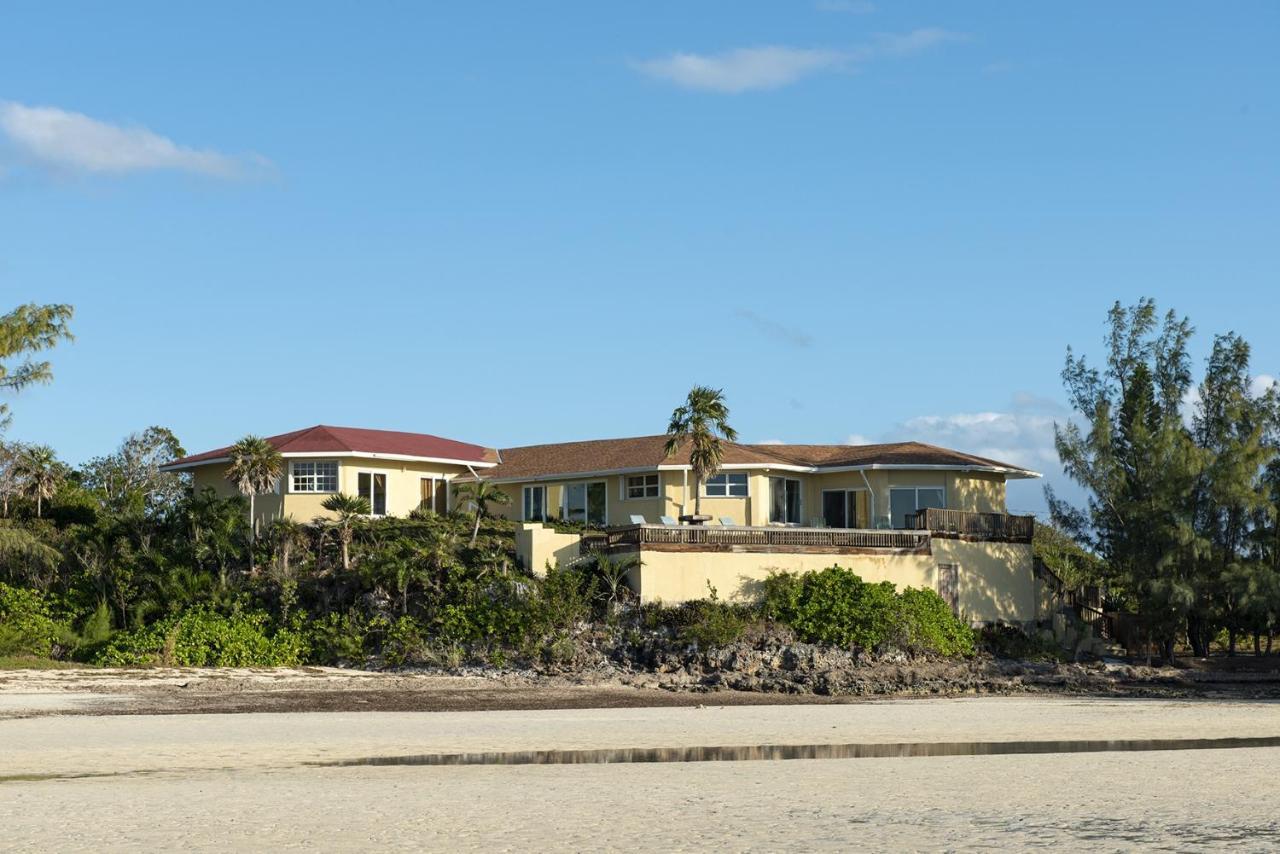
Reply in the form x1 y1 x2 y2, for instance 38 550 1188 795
3 696 1280 850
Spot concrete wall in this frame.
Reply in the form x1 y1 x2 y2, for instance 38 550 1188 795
628 538 1036 624
514 523 582 576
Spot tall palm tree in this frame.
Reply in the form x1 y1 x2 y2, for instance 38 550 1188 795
453 479 511 546
664 386 738 519
225 435 283 574
14 444 63 518
321 492 370 571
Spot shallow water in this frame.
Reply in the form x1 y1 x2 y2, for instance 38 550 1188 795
315 734 1280 767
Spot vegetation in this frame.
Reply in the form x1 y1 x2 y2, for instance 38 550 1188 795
1052 299 1280 660
762 567 975 657
664 386 738 518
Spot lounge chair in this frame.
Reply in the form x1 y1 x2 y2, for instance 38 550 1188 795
719 516 736 527
659 515 678 526
629 514 647 525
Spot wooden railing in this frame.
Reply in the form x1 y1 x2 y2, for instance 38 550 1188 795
585 524 931 554
906 508 1034 543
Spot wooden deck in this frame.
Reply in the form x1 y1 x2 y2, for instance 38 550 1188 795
906 508 1035 543
581 524 932 556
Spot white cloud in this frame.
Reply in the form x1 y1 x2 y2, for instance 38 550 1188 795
900 411 1059 473
633 29 964 93
755 438 786 445
0 101 267 178
844 433 874 446
1250 374 1276 398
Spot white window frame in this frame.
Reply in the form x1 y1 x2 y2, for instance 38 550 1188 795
623 473 660 500
356 469 390 517
561 480 608 526
703 472 749 498
523 485 547 522
888 485 947 529
290 459 339 494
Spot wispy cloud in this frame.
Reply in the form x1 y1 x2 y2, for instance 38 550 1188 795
815 0 876 14
0 101 269 178
633 28 964 93
734 309 814 348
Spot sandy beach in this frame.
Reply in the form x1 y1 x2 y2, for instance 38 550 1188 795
2 669 1280 850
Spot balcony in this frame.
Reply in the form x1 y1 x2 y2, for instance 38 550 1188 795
581 524 932 556
905 508 1035 543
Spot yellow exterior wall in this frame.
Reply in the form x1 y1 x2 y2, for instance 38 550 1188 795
630 539 1035 624
489 467 1010 529
515 523 582 575
188 456 474 527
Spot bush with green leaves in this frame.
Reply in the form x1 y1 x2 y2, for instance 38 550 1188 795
642 587 758 649
94 609 308 667
0 582 72 658
762 567 974 657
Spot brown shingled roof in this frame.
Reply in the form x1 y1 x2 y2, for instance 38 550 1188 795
161 425 497 470
473 436 1038 481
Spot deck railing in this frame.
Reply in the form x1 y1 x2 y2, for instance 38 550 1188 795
583 524 931 553
906 508 1034 543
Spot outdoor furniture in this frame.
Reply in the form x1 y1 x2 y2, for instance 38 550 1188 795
719 516 735 526
659 515 678 526
629 514 647 525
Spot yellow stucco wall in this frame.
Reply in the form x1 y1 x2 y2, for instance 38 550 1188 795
628 538 1035 624
488 467 1010 529
189 457 473 526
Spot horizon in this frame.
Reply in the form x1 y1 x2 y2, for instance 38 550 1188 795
3 1 1277 519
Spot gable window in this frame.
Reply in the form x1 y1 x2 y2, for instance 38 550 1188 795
563 482 607 526
291 460 338 493
889 486 945 529
770 477 802 524
357 472 388 516
704 473 748 497
625 474 659 499
523 485 547 522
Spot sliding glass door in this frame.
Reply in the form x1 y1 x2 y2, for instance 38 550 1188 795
357 471 387 516
770 478 802 525
563 481 607 526
821 490 858 528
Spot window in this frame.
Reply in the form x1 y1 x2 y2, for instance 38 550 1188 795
291 460 338 493
889 486 945 528
822 490 859 529
770 477 802 524
704 473 748 497
523 485 547 521
358 471 388 516
563 482 607 525
625 474 659 499
420 478 447 514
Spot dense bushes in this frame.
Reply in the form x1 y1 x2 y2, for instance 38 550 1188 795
0 582 72 659
94 610 308 667
763 567 975 657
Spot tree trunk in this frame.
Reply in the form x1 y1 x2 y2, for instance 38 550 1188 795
248 494 257 575
1228 628 1237 657
471 513 481 546
694 477 702 517
1254 633 1262 657
341 535 350 572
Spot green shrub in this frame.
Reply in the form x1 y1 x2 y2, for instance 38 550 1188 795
306 611 368 664
534 566 591 632
94 610 308 667
380 616 428 666
0 582 71 658
762 567 974 657
642 588 757 649
896 586 975 657
978 624 1062 661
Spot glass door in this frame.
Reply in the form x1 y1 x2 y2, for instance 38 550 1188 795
358 472 387 516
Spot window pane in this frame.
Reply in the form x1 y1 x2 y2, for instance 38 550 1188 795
770 478 786 523
785 480 801 524
728 474 748 497
358 472 371 505
822 491 846 528
890 489 917 529
587 482 607 526
918 488 945 510
372 474 387 515
564 484 586 522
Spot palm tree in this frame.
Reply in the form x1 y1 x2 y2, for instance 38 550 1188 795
224 435 283 556
663 386 738 519
321 492 370 571
453 479 511 546
14 444 64 517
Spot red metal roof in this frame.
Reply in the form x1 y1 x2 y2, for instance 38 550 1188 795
161 425 497 470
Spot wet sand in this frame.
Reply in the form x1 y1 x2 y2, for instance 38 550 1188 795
2 671 1279 851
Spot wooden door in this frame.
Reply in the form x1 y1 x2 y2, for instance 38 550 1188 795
937 564 959 614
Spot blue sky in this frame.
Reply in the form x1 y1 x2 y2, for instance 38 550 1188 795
2 1 1277 516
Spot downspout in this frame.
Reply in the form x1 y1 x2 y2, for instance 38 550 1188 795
859 470 876 528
